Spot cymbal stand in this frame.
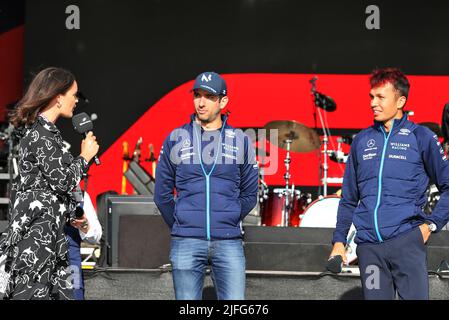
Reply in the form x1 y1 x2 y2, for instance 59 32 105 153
281 138 293 226
321 127 329 197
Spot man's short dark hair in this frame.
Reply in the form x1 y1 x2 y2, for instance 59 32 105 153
370 67 410 99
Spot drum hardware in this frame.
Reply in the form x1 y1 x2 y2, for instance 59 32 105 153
324 177 343 184
263 120 320 153
256 144 269 214
260 187 311 227
262 120 319 227
281 138 293 226
329 138 349 164
329 151 348 164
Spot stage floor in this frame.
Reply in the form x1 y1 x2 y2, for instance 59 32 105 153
84 268 449 300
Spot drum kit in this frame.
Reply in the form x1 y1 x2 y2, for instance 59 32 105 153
250 77 361 263
256 119 350 228
255 118 358 263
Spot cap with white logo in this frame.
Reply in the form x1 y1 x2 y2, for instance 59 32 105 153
191 71 227 96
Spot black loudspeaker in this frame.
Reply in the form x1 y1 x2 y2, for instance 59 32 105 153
244 226 333 272
106 195 170 268
243 226 449 272
96 190 118 267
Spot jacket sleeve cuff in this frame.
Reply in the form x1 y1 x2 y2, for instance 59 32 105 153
332 232 348 246
425 217 444 233
76 156 89 173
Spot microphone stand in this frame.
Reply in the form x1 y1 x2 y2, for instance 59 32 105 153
310 77 330 197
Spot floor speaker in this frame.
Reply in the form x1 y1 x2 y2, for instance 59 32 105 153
107 195 171 268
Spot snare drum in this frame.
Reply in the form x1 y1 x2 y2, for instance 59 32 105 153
260 188 310 227
299 195 357 263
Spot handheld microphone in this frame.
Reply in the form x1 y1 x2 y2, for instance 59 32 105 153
326 255 343 274
72 112 100 165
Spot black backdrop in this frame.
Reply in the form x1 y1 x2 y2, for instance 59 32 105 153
23 0 449 155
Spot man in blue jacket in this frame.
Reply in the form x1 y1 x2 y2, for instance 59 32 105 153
330 67 449 299
154 71 258 300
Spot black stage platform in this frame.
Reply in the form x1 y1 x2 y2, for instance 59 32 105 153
84 269 449 300
83 226 449 300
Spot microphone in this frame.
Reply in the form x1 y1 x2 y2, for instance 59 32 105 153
326 255 343 274
72 112 100 165
314 91 337 112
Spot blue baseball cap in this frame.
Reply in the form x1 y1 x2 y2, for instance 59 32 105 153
191 71 227 96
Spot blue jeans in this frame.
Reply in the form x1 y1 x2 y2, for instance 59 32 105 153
170 237 246 300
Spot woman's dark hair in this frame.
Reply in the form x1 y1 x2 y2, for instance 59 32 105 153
9 67 75 128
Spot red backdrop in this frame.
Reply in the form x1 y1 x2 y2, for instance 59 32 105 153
0 26 24 120
86 73 449 205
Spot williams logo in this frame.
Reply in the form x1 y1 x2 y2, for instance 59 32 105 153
399 128 411 136
367 139 376 148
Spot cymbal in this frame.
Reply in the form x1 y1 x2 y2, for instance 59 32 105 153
419 122 443 137
264 120 321 153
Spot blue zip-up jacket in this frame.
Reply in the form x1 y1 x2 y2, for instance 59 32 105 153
154 114 259 240
333 115 449 245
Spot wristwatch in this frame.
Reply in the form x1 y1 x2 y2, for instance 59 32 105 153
425 221 437 232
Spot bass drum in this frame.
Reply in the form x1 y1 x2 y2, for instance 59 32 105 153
299 195 357 263
260 188 310 227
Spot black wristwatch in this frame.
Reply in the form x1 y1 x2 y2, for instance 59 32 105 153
425 221 437 232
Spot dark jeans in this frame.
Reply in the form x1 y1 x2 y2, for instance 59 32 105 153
65 225 84 300
356 227 428 300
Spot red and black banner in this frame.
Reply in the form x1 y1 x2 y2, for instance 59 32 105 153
14 0 449 203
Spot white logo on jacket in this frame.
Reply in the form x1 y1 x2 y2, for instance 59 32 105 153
399 128 410 135
363 153 377 161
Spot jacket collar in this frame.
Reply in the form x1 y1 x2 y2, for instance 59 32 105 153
373 113 408 134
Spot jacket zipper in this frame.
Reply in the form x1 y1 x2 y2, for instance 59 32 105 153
374 120 395 242
193 121 226 241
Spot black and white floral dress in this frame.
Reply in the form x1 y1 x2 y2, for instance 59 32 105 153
0 115 88 300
